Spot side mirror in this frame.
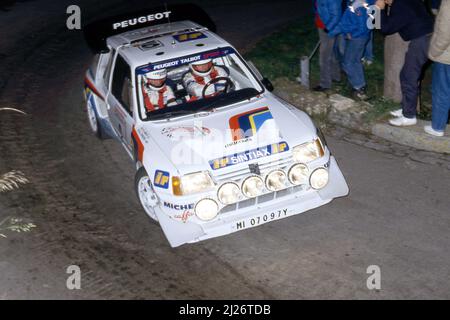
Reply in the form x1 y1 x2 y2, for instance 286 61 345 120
261 78 274 92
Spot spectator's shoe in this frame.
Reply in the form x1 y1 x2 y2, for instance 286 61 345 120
312 86 329 92
362 59 373 66
389 116 417 127
424 125 444 137
390 109 403 117
352 87 369 101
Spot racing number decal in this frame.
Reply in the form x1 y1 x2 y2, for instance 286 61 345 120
154 170 170 189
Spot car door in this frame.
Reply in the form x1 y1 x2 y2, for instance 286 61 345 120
106 53 135 154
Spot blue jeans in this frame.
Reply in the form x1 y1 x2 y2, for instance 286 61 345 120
431 62 450 132
400 35 431 118
364 31 374 61
342 37 369 90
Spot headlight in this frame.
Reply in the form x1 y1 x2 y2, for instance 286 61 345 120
292 139 324 163
172 171 214 196
288 163 309 185
195 199 219 221
309 167 329 190
217 182 241 205
242 176 265 198
265 170 287 191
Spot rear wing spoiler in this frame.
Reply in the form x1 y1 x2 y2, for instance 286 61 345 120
83 3 216 54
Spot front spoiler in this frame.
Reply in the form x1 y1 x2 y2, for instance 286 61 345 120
154 156 349 247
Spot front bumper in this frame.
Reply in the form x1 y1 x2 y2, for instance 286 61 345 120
154 156 349 247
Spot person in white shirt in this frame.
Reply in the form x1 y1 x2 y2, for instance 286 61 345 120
141 69 176 111
182 59 235 99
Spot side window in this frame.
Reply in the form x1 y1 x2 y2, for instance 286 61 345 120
111 54 132 115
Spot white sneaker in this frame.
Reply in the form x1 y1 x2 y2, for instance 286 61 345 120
389 116 417 127
424 125 444 137
390 109 403 117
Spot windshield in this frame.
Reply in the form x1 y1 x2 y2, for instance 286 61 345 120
136 47 264 121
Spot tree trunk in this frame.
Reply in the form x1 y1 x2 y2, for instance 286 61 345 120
383 33 409 102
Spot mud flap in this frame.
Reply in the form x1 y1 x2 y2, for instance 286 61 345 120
318 156 349 200
154 208 205 247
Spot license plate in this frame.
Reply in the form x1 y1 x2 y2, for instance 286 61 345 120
234 208 289 231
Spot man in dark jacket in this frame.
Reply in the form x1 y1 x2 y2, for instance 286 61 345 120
376 0 434 126
313 0 343 92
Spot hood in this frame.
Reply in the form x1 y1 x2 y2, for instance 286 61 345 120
139 94 316 175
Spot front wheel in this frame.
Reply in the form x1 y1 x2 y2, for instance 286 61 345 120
135 167 159 222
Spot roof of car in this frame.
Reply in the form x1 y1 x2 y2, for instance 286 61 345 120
106 20 233 70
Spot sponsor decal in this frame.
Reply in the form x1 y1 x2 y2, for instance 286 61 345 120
164 202 195 211
229 107 274 141
112 11 172 30
161 126 211 140
137 127 151 144
136 47 236 74
209 141 289 170
224 137 253 148
174 210 195 223
154 170 170 189
173 31 207 43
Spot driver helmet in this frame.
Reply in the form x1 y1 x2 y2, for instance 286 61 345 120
145 69 167 91
190 59 213 77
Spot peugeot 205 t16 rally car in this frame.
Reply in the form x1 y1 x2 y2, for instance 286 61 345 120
83 5 349 247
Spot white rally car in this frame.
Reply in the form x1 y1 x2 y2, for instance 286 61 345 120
83 5 349 247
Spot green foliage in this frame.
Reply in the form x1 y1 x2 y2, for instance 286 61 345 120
245 17 319 81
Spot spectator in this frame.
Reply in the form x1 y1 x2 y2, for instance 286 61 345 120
362 30 374 66
333 0 349 65
330 0 374 101
313 0 343 92
376 0 434 127
425 0 450 137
